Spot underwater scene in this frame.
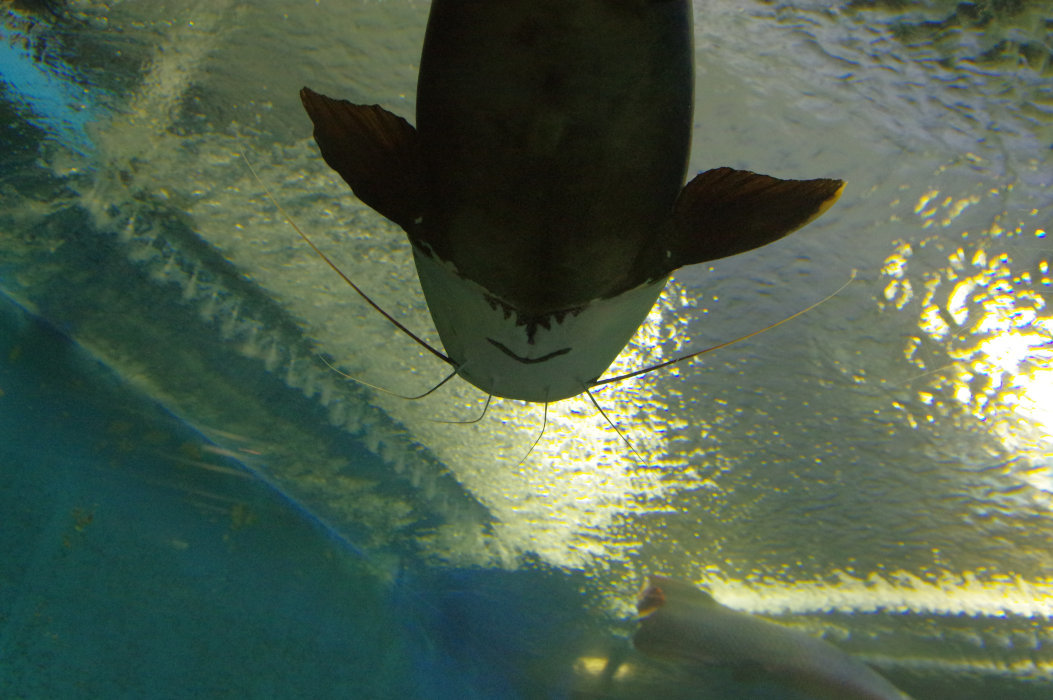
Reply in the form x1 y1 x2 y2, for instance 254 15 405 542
1 0 1050 697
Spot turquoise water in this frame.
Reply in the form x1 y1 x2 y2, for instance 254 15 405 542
1 1 1051 697
0 297 411 697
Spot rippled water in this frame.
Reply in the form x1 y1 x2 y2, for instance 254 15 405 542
1 1 1050 697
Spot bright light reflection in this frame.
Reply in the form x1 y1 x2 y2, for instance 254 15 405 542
893 231 1052 475
954 318 1052 441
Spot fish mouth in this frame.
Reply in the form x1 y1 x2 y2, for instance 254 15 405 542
487 338 571 364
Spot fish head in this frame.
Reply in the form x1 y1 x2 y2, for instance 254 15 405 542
412 245 667 402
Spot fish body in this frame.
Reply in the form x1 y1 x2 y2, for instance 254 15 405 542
301 0 843 402
634 576 912 700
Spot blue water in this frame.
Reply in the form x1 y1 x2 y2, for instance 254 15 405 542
3 288 1045 699
2 1 1052 698
0 295 610 698
0 297 407 697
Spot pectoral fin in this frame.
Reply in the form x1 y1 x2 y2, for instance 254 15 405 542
665 167 844 271
300 87 424 232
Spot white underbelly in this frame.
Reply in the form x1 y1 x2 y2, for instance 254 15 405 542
412 245 667 402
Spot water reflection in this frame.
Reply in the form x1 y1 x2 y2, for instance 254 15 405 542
2 0 1053 695
882 192 1051 481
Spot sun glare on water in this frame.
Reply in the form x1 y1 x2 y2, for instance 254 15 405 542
885 194 1052 491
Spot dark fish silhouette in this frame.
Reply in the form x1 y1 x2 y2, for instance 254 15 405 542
300 0 843 402
634 576 912 700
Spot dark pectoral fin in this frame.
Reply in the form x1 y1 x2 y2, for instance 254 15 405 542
300 87 424 231
666 167 844 270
